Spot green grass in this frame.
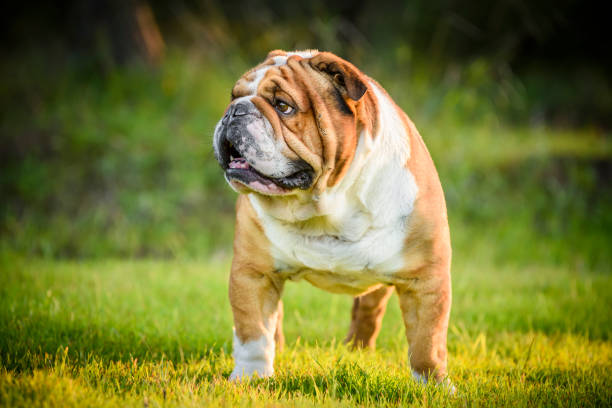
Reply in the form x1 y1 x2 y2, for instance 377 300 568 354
1 256 610 407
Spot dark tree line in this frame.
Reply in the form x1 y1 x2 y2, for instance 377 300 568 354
2 0 610 70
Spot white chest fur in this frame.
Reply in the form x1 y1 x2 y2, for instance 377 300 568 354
248 84 419 294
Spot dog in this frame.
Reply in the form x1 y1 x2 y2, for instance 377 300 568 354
213 50 452 385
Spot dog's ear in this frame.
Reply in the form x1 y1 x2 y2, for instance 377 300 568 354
266 49 287 60
309 52 368 101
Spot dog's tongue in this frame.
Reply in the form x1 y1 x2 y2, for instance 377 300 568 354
229 158 250 170
227 158 287 195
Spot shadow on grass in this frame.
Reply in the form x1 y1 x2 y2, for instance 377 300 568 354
0 314 228 372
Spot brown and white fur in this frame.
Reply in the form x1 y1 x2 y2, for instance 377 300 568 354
213 50 452 386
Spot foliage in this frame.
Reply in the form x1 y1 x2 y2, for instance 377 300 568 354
1 48 611 271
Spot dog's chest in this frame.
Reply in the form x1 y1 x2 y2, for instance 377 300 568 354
248 136 420 294
250 197 411 294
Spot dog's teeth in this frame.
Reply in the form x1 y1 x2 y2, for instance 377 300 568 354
230 155 235 160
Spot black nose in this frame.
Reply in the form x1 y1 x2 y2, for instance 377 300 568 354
233 103 248 116
222 101 259 125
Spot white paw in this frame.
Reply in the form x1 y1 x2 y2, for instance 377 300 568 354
411 369 428 385
230 331 275 381
411 370 456 395
229 364 273 381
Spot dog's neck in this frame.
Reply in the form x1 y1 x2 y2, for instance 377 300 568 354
250 82 418 242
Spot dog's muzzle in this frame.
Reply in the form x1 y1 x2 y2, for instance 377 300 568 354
214 100 314 193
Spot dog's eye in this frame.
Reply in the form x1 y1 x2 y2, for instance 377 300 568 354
274 100 294 115
333 73 345 87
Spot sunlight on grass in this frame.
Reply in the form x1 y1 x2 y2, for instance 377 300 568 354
1 258 610 406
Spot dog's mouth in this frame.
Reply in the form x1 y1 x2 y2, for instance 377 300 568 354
221 140 314 195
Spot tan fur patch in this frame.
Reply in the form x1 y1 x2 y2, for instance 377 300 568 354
344 284 395 349
229 195 284 343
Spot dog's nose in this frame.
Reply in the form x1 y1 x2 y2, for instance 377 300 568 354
221 101 258 125
232 102 248 116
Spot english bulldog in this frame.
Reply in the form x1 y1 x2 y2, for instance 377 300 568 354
213 50 452 386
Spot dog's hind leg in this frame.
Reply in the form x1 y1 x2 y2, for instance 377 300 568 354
344 284 394 349
274 300 285 351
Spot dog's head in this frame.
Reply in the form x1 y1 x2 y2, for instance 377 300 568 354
213 50 377 196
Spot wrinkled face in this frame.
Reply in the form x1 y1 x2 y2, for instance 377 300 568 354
213 50 376 196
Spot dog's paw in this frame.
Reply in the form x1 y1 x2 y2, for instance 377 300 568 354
230 330 275 381
411 370 456 395
229 364 273 381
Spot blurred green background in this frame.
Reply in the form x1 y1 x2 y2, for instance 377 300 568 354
1 0 610 271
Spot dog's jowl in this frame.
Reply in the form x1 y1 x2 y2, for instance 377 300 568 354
213 50 452 385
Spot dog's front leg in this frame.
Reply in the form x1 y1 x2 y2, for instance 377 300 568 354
229 264 284 380
396 263 451 384
228 195 284 380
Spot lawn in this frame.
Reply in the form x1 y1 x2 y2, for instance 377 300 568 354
0 256 610 407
